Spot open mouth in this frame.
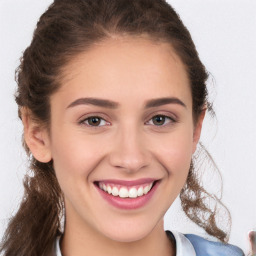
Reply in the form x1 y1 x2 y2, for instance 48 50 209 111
94 180 158 199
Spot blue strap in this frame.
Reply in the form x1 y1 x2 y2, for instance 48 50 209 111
184 234 245 256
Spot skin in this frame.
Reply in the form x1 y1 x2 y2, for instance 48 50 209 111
22 36 205 256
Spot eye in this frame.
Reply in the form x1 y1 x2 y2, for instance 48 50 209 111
147 115 175 126
80 116 109 127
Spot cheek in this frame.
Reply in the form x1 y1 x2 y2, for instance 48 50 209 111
153 128 194 178
50 129 105 184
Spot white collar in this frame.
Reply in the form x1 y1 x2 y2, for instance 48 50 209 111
55 230 196 256
55 236 62 256
171 230 196 256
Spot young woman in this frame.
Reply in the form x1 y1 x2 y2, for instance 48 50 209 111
0 0 246 255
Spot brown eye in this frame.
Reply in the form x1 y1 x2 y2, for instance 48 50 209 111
87 117 101 126
146 114 175 127
81 116 108 127
152 115 167 126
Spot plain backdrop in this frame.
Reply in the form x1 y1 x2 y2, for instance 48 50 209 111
0 0 255 254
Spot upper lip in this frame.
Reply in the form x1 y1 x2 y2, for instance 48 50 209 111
95 178 158 186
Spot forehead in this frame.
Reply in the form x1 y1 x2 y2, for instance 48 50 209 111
56 36 192 108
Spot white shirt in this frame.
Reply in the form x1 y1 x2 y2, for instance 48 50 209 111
55 230 196 256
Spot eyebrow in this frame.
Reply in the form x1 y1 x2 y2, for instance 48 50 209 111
145 97 186 108
67 98 119 109
66 97 186 109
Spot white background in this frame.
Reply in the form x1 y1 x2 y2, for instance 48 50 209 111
0 0 255 254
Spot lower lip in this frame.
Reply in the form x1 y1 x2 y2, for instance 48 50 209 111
95 181 159 210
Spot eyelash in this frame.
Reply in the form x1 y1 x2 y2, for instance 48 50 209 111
146 115 176 126
79 114 177 128
79 116 110 127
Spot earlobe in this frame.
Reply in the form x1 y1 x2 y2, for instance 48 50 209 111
192 109 206 153
21 108 52 163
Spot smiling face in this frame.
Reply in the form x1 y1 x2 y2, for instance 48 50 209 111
25 36 203 245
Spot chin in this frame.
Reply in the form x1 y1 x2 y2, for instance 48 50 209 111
96 217 158 243
103 228 151 243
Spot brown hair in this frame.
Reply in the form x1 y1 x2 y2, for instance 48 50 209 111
1 0 230 255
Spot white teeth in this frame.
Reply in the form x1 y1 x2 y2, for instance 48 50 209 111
119 187 129 198
112 187 119 196
143 183 153 194
107 185 112 194
137 186 144 196
99 182 154 198
143 185 150 194
128 187 138 198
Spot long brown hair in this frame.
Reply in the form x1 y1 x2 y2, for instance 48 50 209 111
1 0 230 255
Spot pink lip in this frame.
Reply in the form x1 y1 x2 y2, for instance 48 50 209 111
94 179 160 210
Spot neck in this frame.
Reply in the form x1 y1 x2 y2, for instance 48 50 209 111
61 217 174 256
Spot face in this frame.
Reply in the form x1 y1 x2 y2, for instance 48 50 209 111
26 37 203 243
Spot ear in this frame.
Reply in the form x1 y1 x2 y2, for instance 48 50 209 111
192 108 206 153
21 108 52 163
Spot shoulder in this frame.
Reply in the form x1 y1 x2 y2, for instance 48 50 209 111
184 233 245 256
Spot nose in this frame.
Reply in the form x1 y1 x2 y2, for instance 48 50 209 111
108 125 150 173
